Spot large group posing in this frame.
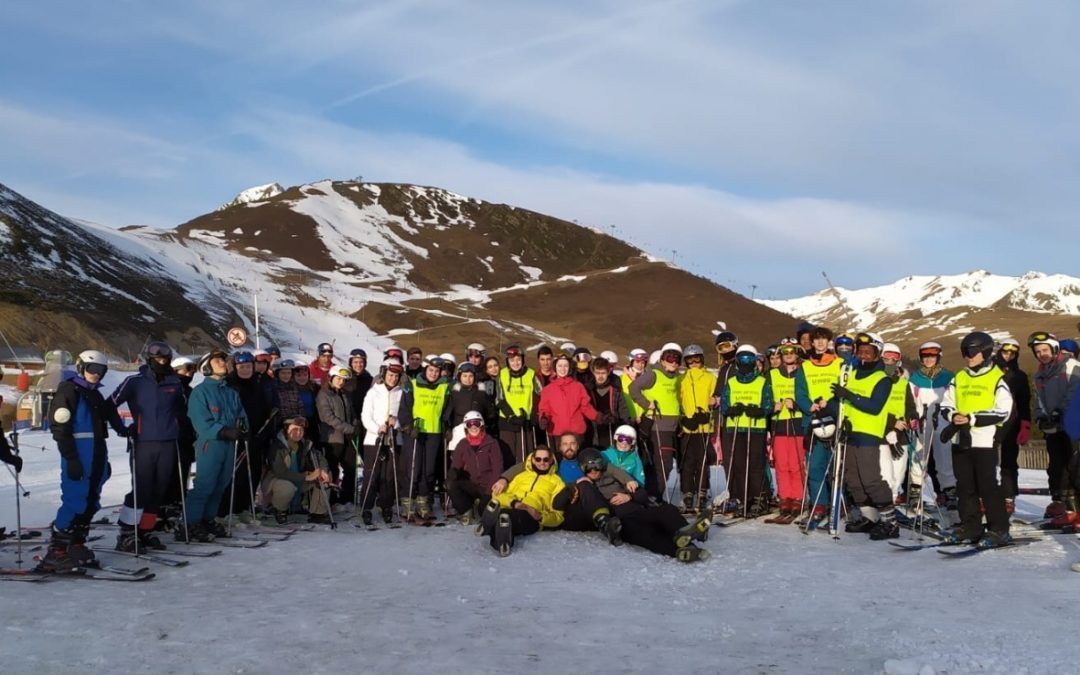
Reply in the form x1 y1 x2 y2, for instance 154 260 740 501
4 323 1080 570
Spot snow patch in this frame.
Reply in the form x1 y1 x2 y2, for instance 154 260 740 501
219 182 284 210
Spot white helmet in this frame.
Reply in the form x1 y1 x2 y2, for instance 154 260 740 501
628 348 648 361
600 350 619 366
918 341 943 357
76 350 108 376
171 355 197 371
811 416 837 439
439 352 456 365
736 344 758 357
466 342 486 355
648 350 661 365
882 343 901 358
463 410 484 425
614 424 637 442
855 332 884 355
1027 332 1059 354
998 337 1020 350
660 342 683 356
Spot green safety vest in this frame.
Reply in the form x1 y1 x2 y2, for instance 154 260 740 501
499 367 536 418
641 368 680 416
843 370 890 439
800 357 844 402
768 369 802 421
621 372 645 420
954 366 1004 419
725 375 767 430
412 382 448 434
886 375 908 420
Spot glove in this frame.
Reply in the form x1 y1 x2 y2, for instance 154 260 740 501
405 426 419 439
594 412 613 426
218 427 241 441
889 443 905 460
939 423 958 444
66 456 84 481
1017 420 1031 445
830 383 852 400
119 425 135 438
726 403 746 417
539 416 552 433
2 453 22 473
681 415 700 431
743 405 764 418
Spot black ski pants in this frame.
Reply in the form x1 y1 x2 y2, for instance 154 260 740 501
359 443 397 512
499 427 535 467
560 481 610 531
722 429 768 508
447 475 488 517
1046 431 1074 499
398 433 442 498
953 445 1009 536
324 441 358 504
121 439 176 529
997 419 1020 499
642 428 677 502
487 507 540 550
611 501 687 557
679 433 713 496
843 442 893 509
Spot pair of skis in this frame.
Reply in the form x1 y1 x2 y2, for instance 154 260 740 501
888 536 1040 557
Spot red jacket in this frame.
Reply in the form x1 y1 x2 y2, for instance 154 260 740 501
538 376 598 436
451 432 504 492
309 358 334 387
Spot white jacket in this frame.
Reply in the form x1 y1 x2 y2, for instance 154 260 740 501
361 382 404 446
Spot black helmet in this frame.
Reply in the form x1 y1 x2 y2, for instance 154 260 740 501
199 349 229 376
715 330 738 346
960 332 995 362
577 448 607 473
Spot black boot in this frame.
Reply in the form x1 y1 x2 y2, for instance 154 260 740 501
37 527 81 573
675 509 713 548
381 507 394 524
361 510 374 526
595 514 623 546
115 524 139 553
69 524 97 568
493 512 513 557
476 499 501 536
139 529 167 551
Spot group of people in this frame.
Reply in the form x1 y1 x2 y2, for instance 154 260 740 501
4 324 1079 569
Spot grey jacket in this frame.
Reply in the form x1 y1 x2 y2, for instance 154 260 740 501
316 385 357 444
1034 355 1080 418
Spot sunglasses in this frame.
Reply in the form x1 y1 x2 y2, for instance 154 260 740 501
465 420 484 428
533 456 553 464
615 434 635 444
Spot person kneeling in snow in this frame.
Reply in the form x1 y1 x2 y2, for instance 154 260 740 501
447 411 504 525
261 417 332 525
480 447 565 556
571 448 711 563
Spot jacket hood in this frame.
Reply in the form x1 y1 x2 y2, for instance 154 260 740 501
524 451 558 476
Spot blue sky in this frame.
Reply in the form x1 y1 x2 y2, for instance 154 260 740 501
1 1 1077 298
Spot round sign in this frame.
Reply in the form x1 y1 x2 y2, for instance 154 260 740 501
226 326 248 347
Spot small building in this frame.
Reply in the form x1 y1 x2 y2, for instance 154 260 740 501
0 346 45 373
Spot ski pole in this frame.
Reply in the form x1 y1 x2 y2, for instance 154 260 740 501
11 430 24 566
389 438 402 524
358 433 384 517
175 442 190 544
227 436 240 537
742 425 751 519
129 435 139 557
353 436 362 509
310 445 336 530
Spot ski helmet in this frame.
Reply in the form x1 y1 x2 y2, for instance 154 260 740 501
253 349 271 363
628 348 648 362
144 341 172 362
317 342 334 356
273 358 295 371
199 349 229 376
1026 331 1059 355
265 345 281 358
170 355 197 372
811 415 837 439
577 447 608 473
765 344 780 357
882 343 902 360
76 350 108 377
998 337 1020 352
1059 339 1079 356
504 344 524 358
384 347 404 362
960 331 995 361
559 342 577 357
834 333 855 349
683 344 705 363
600 350 619 367
735 345 759 371
463 410 484 426
715 331 739 348
660 342 682 356
853 332 884 356
349 348 367 360
613 424 637 443
466 343 486 357
331 367 352 381
232 350 255 365
918 341 943 360
439 352 456 366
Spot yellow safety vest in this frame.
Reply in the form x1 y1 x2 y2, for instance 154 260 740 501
725 376 767 430
954 366 1004 419
800 357 844 403
843 370 890 439
886 375 908 420
768 369 802 422
412 382 448 434
621 372 645 420
499 367 536 418
679 367 718 434
642 368 680 417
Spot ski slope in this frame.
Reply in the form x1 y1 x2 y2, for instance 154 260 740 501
1 427 1076 674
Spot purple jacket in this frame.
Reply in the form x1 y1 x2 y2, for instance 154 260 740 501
451 432 504 492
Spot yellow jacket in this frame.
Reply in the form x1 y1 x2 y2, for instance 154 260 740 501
679 367 718 434
495 452 567 529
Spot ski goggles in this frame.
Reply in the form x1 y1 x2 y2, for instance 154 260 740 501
505 347 523 358
581 459 605 472
146 342 172 359
465 419 484 429
84 363 108 377
385 363 404 374
573 352 592 362
684 355 704 364
532 455 554 464
466 349 484 358
661 352 680 363
1027 331 1054 346
615 434 635 444
999 344 1019 353
715 341 735 352
778 345 800 355
834 336 855 347
284 416 308 428
318 345 334 355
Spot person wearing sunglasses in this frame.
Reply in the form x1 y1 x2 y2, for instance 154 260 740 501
448 411 504 525
109 340 187 552
630 342 683 502
309 342 336 387
938 332 1014 547
719 345 774 519
1029 331 1080 520
584 357 629 450
907 341 958 518
830 332 898 540
397 358 450 522
993 337 1031 513
39 350 131 572
537 354 599 448
481 447 565 556
465 342 486 369
677 344 718 514
794 325 844 528
496 344 540 464
358 358 406 526
766 342 805 524
574 449 710 562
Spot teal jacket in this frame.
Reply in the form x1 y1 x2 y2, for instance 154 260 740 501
188 376 248 454
602 446 645 486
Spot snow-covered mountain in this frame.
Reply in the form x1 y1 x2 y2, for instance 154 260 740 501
760 270 1080 347
0 180 795 357
218 182 284 210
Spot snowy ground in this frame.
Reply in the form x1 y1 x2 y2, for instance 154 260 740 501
2 426 1078 674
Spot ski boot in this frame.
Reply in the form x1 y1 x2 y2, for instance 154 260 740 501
115 524 139 553
680 492 696 515
977 531 1013 549
942 528 980 545
174 521 215 543
399 497 416 524
942 487 959 514
868 516 900 541
205 519 230 539
458 499 480 526
676 543 710 563
493 512 513 557
804 505 829 530
361 510 374 527
845 515 875 534
307 512 331 524
595 513 623 546
675 509 713 548
271 508 289 525
747 495 772 519
37 527 82 573
69 525 97 568
139 529 167 551
476 499 501 536
415 495 433 521
381 507 394 524
906 484 923 512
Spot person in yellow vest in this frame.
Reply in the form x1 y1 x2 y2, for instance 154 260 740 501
620 348 649 424
720 345 773 518
938 332 1013 547
397 359 450 522
795 326 845 529
879 343 917 503
630 342 683 502
496 344 540 464
766 343 804 524
830 332 897 539
677 344 718 513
